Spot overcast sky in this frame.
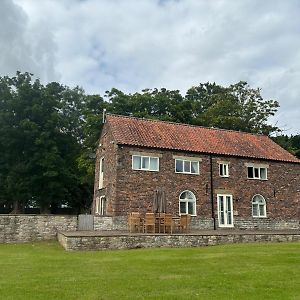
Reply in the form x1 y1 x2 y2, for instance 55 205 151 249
1 0 300 134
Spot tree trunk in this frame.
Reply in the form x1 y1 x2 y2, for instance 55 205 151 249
40 205 51 214
10 200 24 214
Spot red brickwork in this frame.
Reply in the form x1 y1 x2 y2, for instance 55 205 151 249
93 116 300 230
93 143 300 228
93 122 118 215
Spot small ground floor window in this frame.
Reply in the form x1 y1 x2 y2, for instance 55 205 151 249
179 190 196 215
95 196 106 215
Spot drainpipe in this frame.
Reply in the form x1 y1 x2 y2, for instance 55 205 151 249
210 155 216 230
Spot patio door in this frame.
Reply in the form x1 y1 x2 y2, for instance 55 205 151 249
217 194 233 227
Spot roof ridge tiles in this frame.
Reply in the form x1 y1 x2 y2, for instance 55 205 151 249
106 113 266 138
105 113 300 164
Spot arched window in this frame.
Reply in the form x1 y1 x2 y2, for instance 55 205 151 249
252 194 266 217
179 191 196 216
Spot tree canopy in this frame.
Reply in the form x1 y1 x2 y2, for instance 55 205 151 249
0 72 298 213
104 81 280 134
0 72 103 213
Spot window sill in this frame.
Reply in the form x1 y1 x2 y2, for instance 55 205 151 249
179 214 197 217
220 175 229 178
175 171 200 175
252 216 267 219
132 169 159 172
247 178 268 181
218 224 234 228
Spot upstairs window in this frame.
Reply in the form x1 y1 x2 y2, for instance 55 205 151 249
219 163 229 177
175 159 199 174
247 166 267 180
98 157 104 189
132 155 159 171
252 194 266 217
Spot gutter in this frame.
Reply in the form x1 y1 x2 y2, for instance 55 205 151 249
209 155 216 230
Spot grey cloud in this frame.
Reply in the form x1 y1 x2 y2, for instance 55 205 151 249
7 0 300 134
0 0 58 82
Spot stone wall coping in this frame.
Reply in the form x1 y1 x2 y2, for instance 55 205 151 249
0 214 77 217
58 231 300 251
59 230 300 238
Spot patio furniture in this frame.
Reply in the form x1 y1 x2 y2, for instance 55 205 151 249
164 213 173 234
128 212 143 233
144 213 156 233
157 213 166 233
177 214 191 233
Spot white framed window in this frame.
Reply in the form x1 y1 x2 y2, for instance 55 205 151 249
219 163 229 177
132 155 159 171
247 166 267 180
98 157 104 189
252 194 266 218
175 159 199 174
179 190 196 216
95 196 106 215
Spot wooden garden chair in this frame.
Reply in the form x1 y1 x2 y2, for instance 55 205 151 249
158 212 166 233
128 212 142 233
177 214 191 233
164 213 173 234
144 213 156 233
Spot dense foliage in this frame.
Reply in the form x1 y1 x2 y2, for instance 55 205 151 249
272 135 300 159
0 72 105 213
0 72 298 213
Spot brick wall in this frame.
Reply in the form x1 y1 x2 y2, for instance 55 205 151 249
0 215 77 243
93 123 118 215
93 143 300 230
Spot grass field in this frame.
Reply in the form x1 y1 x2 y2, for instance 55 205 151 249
0 241 299 300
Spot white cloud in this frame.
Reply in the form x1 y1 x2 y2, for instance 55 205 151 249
0 0 58 82
2 0 300 134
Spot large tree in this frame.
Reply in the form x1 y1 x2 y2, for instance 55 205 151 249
185 81 279 134
105 81 280 135
0 73 96 213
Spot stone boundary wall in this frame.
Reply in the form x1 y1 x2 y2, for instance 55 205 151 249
234 218 300 230
190 218 214 230
94 216 127 231
58 232 300 251
1 214 299 244
0 215 77 243
93 216 299 231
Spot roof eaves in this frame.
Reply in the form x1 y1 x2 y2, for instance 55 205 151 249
115 141 300 164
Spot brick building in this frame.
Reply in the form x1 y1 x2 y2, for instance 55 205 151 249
93 114 300 230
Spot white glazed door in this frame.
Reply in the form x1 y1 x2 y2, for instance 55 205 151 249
217 194 233 227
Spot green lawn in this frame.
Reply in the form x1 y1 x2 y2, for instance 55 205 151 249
0 242 299 300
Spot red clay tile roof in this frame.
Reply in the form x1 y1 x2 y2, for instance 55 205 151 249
106 114 300 163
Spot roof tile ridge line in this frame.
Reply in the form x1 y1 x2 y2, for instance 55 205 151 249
106 113 269 138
